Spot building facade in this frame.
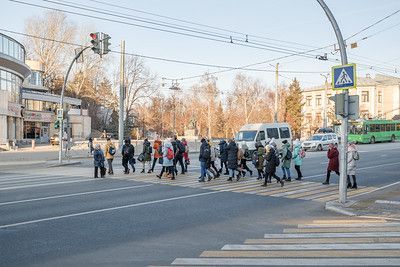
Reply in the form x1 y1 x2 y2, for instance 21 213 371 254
22 60 91 143
0 33 31 146
301 74 400 138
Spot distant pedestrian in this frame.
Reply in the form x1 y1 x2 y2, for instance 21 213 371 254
238 143 252 177
323 143 340 185
151 137 162 173
104 137 116 175
198 138 210 182
347 142 359 189
292 139 304 180
264 139 284 187
254 141 266 180
88 137 94 155
218 140 228 175
141 138 152 173
93 144 105 178
281 140 292 182
157 139 175 180
207 140 219 181
226 139 239 181
122 139 135 174
174 136 186 174
182 138 190 172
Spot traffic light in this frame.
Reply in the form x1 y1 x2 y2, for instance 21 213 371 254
90 32 101 55
103 33 111 55
54 119 60 129
329 93 346 117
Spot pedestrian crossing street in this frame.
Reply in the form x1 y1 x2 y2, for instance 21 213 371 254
152 218 400 266
114 171 377 203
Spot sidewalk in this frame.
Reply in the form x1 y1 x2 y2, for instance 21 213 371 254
326 182 400 220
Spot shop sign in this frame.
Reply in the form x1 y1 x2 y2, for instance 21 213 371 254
24 111 53 122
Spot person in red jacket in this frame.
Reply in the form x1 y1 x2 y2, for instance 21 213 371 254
323 143 340 185
150 137 162 173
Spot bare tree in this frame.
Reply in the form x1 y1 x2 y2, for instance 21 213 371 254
23 11 76 90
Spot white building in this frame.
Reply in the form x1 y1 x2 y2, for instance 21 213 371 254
301 74 400 138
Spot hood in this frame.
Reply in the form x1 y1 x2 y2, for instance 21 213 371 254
164 142 172 149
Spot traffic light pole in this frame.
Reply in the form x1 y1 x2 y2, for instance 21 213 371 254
58 45 91 164
317 0 349 204
118 40 125 149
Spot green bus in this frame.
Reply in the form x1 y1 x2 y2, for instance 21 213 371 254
348 119 400 144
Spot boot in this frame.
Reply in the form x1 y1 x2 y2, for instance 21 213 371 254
227 177 233 181
286 177 292 182
236 173 241 181
249 170 253 176
322 180 329 185
352 176 358 189
141 169 145 173
352 183 358 189
347 183 352 189
261 182 267 187
280 179 285 187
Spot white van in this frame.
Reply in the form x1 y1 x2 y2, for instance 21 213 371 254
235 123 292 153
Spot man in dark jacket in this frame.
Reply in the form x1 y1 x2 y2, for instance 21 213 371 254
122 138 135 174
264 142 284 187
174 136 186 174
93 144 105 178
226 139 238 181
218 140 228 175
198 138 209 182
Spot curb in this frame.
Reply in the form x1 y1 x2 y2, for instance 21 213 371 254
47 161 82 168
325 201 357 216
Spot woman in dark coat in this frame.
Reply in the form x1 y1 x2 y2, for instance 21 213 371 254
226 139 238 181
218 140 228 174
263 143 284 187
323 143 340 185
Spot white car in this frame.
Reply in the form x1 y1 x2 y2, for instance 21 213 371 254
301 133 339 151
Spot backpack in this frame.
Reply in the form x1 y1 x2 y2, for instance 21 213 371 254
203 146 211 159
300 148 306 159
353 151 360 160
167 147 174 160
108 146 116 156
274 153 280 166
147 145 153 154
178 142 185 154
252 151 259 166
123 145 130 156
285 149 292 160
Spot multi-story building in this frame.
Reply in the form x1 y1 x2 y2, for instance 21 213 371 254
301 74 400 138
0 33 31 147
22 60 91 143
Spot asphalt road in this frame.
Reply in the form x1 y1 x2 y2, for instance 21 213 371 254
0 142 399 266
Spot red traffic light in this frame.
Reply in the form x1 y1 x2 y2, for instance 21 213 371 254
89 33 97 40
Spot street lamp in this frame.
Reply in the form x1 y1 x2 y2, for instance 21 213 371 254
321 73 330 128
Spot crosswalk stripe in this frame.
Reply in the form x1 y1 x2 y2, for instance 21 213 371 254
312 219 387 224
298 223 400 228
221 243 400 250
271 184 328 197
265 232 400 238
257 182 316 196
284 227 400 233
171 258 400 266
200 250 400 258
244 237 400 244
300 189 339 200
317 187 373 202
286 186 335 198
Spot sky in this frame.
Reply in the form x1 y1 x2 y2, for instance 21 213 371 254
1 0 400 96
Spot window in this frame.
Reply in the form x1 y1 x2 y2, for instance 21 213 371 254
361 91 369 102
236 131 257 141
306 96 312 106
279 127 290 138
316 95 322 106
327 134 332 140
266 128 279 139
256 131 265 141
397 124 400 131
378 92 382 103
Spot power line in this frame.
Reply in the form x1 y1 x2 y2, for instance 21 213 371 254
345 8 400 40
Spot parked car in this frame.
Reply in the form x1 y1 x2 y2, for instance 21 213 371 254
50 134 59 145
301 133 338 151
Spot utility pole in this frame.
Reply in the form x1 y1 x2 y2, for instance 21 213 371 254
317 0 349 204
321 73 330 128
119 40 125 149
274 63 279 123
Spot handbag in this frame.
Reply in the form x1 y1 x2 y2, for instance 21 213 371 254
137 153 144 162
158 157 163 164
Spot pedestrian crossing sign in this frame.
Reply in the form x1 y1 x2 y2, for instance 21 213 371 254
332 63 356 90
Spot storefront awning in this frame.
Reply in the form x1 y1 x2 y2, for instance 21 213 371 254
22 89 81 106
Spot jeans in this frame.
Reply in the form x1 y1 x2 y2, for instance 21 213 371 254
281 166 291 178
107 158 113 174
228 168 235 178
176 155 185 173
200 161 207 180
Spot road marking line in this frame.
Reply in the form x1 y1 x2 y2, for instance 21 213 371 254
245 237 400 244
172 258 400 266
0 191 220 229
284 227 400 233
0 179 93 191
312 219 386 224
0 184 153 206
376 200 400 205
265 232 400 238
0 175 86 186
221 243 400 250
317 187 373 202
271 184 328 197
350 181 400 199
297 223 400 228
200 250 400 258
